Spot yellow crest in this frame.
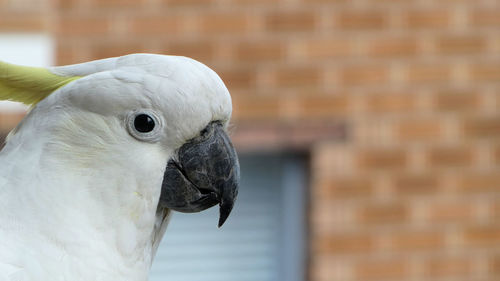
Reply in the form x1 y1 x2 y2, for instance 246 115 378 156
0 61 81 106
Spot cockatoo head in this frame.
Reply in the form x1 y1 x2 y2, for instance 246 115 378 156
0 54 239 228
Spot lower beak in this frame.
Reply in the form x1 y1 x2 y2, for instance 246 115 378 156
158 121 240 227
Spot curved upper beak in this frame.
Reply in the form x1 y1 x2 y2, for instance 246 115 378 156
158 121 240 227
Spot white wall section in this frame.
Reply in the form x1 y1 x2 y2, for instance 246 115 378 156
0 33 54 112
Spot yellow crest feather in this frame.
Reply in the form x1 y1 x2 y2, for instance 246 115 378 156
0 61 81 106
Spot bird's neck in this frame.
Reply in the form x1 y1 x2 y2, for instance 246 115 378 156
0 125 170 280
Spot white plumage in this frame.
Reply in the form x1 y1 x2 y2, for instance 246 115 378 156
0 54 236 281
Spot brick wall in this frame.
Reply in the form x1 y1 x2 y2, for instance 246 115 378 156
1 0 500 280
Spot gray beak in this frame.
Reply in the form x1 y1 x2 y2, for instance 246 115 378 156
158 121 240 227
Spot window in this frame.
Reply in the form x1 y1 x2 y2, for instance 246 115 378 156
0 33 53 112
150 153 307 281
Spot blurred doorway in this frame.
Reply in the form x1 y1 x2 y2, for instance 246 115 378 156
150 153 308 281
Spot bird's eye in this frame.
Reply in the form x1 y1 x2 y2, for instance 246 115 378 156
134 114 155 133
126 110 163 143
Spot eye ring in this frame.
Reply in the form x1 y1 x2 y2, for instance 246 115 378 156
126 110 163 143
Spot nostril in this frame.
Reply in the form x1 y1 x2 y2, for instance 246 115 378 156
200 127 209 136
197 187 215 196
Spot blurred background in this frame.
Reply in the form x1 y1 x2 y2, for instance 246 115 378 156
1 0 500 280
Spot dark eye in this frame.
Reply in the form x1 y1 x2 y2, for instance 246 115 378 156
126 110 162 142
134 114 155 133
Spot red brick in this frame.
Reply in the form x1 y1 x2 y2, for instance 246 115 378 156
0 13 45 31
492 202 500 220
463 117 500 139
355 259 408 280
464 226 500 246
366 37 418 57
302 0 348 3
459 172 500 194
436 35 487 55
198 12 249 34
225 0 282 4
470 63 500 82
54 0 82 10
231 95 282 120
317 177 373 200
423 258 472 277
428 146 473 167
57 15 111 37
315 233 374 254
472 10 500 27
218 68 257 90
310 256 338 281
403 9 451 29
55 44 80 65
233 121 345 151
426 202 475 223
234 41 285 62
90 43 146 61
406 63 452 84
358 148 408 170
495 145 500 165
128 15 187 35
491 255 500 274
397 119 443 141
163 0 215 7
434 90 481 112
389 231 445 251
296 95 350 118
340 65 389 86
273 66 321 88
165 41 215 62
393 174 439 196
337 10 388 30
87 0 148 8
360 202 409 224
365 93 416 114
265 11 316 32
298 38 354 59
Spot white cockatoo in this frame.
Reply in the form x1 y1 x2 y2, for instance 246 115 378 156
0 54 239 281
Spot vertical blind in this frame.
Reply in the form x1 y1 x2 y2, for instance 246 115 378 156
149 154 306 281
